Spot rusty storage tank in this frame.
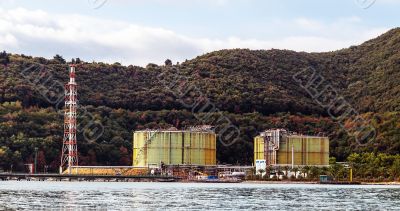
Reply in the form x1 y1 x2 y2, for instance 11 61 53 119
254 129 329 166
133 127 216 167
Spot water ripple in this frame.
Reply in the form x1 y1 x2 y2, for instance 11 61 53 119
0 182 400 210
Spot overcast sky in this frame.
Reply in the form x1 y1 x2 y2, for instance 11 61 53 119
0 0 398 66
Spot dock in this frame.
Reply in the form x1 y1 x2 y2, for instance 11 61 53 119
0 173 181 182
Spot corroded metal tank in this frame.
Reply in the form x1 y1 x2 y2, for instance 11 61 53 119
254 129 329 166
133 130 216 167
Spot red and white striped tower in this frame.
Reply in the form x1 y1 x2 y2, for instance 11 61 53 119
60 64 78 174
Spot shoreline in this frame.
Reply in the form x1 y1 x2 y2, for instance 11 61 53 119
243 180 318 184
242 180 400 185
1 179 400 185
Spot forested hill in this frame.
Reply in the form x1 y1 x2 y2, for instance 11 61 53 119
0 28 399 171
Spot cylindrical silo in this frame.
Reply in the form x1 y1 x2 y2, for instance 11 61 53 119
254 129 329 166
253 136 264 162
133 130 216 167
278 135 329 166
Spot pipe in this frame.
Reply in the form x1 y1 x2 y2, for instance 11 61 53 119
350 168 353 182
291 144 294 169
262 129 286 166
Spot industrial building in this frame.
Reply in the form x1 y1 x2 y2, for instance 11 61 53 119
254 129 329 167
57 66 328 181
132 126 217 167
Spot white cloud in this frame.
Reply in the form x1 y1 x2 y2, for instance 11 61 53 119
0 33 18 48
0 7 389 66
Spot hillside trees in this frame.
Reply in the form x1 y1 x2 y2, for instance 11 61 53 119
0 28 399 170
0 51 10 67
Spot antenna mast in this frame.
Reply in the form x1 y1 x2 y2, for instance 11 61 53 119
60 64 78 174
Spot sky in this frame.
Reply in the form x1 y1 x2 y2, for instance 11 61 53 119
0 0 399 66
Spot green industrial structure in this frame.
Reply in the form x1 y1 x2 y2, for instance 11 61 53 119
254 129 329 166
133 127 217 167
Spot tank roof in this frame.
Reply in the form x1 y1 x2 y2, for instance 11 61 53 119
134 125 215 133
258 128 329 138
134 130 212 132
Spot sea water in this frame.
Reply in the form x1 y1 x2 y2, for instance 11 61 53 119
1 181 400 210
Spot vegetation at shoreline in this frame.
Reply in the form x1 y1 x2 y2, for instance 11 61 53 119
0 101 338 171
0 28 400 172
249 153 400 182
